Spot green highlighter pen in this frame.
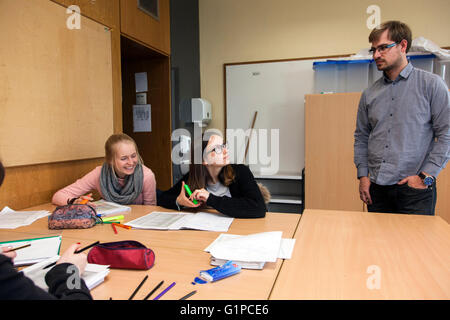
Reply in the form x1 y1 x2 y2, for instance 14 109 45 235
184 183 198 205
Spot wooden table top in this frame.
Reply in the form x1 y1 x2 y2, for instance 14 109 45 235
270 209 450 300
0 204 301 300
4 204 449 300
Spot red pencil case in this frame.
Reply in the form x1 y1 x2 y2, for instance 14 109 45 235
87 241 155 270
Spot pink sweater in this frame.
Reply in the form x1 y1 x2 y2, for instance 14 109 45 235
52 165 157 206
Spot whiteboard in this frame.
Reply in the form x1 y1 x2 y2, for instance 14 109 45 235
225 59 318 176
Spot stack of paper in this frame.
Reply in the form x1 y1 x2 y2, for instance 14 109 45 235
0 236 62 266
125 211 234 232
22 256 110 291
0 207 50 229
92 200 131 217
204 232 296 269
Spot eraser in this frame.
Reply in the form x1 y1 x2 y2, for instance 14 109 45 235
199 260 241 282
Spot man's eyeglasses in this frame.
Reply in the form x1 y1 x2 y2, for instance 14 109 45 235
369 42 398 55
207 142 228 155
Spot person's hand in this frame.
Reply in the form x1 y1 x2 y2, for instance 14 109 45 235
176 182 201 208
56 243 87 275
74 193 95 207
359 176 372 205
397 175 427 189
1 246 17 260
190 188 210 203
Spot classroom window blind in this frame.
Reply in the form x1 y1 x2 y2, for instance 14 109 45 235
138 0 159 20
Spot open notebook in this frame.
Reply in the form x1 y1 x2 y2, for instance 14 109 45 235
0 236 62 266
92 200 131 217
22 256 110 291
125 211 234 232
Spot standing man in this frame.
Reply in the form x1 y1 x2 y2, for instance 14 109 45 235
354 21 450 215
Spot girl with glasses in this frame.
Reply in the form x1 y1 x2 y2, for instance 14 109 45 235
158 133 269 218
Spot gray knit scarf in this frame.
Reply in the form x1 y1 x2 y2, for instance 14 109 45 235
99 162 143 205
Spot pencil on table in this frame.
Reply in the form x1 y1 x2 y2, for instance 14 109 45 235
5 243 31 252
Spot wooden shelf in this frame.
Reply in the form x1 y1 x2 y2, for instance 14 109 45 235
254 174 302 180
270 195 302 205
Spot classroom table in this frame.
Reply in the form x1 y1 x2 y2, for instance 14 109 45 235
3 205 449 300
269 209 450 300
0 204 301 300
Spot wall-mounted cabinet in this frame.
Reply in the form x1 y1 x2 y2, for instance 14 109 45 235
120 0 171 55
0 0 172 210
51 0 120 29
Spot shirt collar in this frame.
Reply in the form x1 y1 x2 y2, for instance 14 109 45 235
383 62 414 83
399 62 414 79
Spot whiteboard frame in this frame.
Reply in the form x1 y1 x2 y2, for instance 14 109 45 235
224 55 349 177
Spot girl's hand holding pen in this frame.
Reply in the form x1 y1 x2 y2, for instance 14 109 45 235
0 246 17 260
190 188 210 202
74 193 95 206
56 243 87 274
176 182 201 208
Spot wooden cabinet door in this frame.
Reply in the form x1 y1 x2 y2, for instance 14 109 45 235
120 0 170 55
305 93 364 212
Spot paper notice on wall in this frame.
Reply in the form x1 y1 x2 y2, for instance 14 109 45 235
133 104 151 132
135 72 148 93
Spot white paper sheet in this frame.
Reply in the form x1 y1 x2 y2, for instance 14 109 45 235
133 104 152 132
205 231 282 263
205 232 296 263
22 256 110 290
135 72 148 92
181 212 234 232
0 207 50 229
278 238 296 259
0 236 62 266
127 211 191 230
92 200 131 217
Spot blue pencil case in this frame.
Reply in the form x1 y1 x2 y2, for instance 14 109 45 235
200 260 241 282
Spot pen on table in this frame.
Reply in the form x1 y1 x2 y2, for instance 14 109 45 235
143 280 164 300
153 281 176 300
179 290 197 300
128 275 149 300
2 243 31 252
43 241 100 269
112 223 118 234
112 223 131 230
184 183 198 205
75 241 100 254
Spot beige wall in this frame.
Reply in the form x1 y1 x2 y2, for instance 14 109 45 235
199 0 450 132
